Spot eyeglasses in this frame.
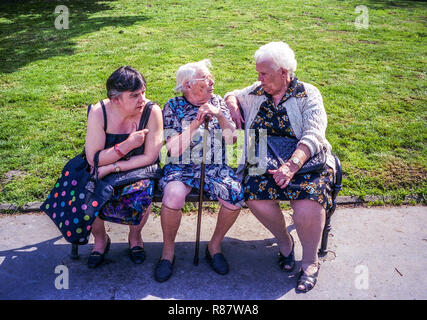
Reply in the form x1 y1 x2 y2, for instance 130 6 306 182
192 74 215 83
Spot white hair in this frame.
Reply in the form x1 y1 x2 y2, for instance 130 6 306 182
174 59 212 93
254 41 297 78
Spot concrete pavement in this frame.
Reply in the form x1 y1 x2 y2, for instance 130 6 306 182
0 205 426 300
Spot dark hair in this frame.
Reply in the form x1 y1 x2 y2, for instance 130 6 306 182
106 66 146 99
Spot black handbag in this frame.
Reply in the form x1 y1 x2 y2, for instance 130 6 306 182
266 136 327 175
40 151 114 245
102 101 162 188
103 163 162 187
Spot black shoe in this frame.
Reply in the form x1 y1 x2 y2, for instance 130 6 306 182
296 265 320 293
205 247 229 275
88 235 111 269
129 246 146 264
154 257 175 283
278 235 295 272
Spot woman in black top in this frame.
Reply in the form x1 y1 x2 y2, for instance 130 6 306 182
85 66 163 268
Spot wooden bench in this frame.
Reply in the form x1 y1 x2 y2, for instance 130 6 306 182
70 155 342 259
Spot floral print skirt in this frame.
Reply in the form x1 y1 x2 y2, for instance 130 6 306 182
243 165 335 212
99 179 154 225
159 164 244 207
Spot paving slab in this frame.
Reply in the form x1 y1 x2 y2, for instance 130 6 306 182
0 206 426 300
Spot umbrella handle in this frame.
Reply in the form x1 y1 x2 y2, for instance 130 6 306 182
194 117 210 266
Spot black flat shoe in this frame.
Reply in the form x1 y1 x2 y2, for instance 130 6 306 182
129 245 146 264
154 257 175 283
278 235 295 272
88 235 111 269
205 247 229 275
296 266 320 293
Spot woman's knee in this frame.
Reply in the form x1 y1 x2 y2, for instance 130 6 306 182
162 181 190 210
291 200 325 223
218 198 240 211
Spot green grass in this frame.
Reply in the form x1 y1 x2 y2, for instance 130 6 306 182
0 0 426 206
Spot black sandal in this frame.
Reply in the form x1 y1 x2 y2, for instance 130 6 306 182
296 265 320 293
278 235 295 272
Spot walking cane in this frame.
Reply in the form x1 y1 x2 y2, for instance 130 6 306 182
193 116 210 266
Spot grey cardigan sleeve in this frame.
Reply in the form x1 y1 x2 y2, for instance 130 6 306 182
224 81 261 119
297 83 329 156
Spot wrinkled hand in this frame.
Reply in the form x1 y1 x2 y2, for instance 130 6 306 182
268 162 298 189
195 102 219 125
229 107 244 129
225 98 244 129
127 122 149 149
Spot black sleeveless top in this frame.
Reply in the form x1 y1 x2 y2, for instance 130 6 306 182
87 100 156 161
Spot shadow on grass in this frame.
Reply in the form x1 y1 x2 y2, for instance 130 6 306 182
0 0 149 73
364 0 427 8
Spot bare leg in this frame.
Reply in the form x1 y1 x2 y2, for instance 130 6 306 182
128 205 151 248
291 199 325 279
91 217 109 253
160 181 191 262
208 199 240 255
246 199 293 256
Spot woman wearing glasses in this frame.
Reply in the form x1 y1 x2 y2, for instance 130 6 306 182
155 59 244 282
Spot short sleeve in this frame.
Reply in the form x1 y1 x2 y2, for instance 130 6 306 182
163 98 182 141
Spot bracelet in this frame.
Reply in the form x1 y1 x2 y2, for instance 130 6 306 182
114 144 125 158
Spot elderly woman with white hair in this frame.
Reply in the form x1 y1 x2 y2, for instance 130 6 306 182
225 42 336 293
155 59 244 282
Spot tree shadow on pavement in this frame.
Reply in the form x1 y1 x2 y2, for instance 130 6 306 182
0 236 298 300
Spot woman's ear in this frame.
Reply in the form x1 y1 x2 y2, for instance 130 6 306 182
281 68 288 79
111 95 120 105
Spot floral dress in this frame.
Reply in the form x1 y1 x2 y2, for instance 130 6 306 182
243 78 335 211
160 95 244 207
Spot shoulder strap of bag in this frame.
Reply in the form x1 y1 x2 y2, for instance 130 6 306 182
82 104 94 157
99 100 108 132
93 150 102 180
138 101 155 130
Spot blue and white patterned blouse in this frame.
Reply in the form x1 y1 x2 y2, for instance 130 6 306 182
160 94 244 206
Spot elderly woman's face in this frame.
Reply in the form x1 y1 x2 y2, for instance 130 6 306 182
256 60 287 96
186 69 215 104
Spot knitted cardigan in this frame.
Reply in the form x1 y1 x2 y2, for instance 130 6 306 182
224 81 336 174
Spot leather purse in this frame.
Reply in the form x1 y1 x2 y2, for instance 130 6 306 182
103 163 162 188
266 136 326 175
